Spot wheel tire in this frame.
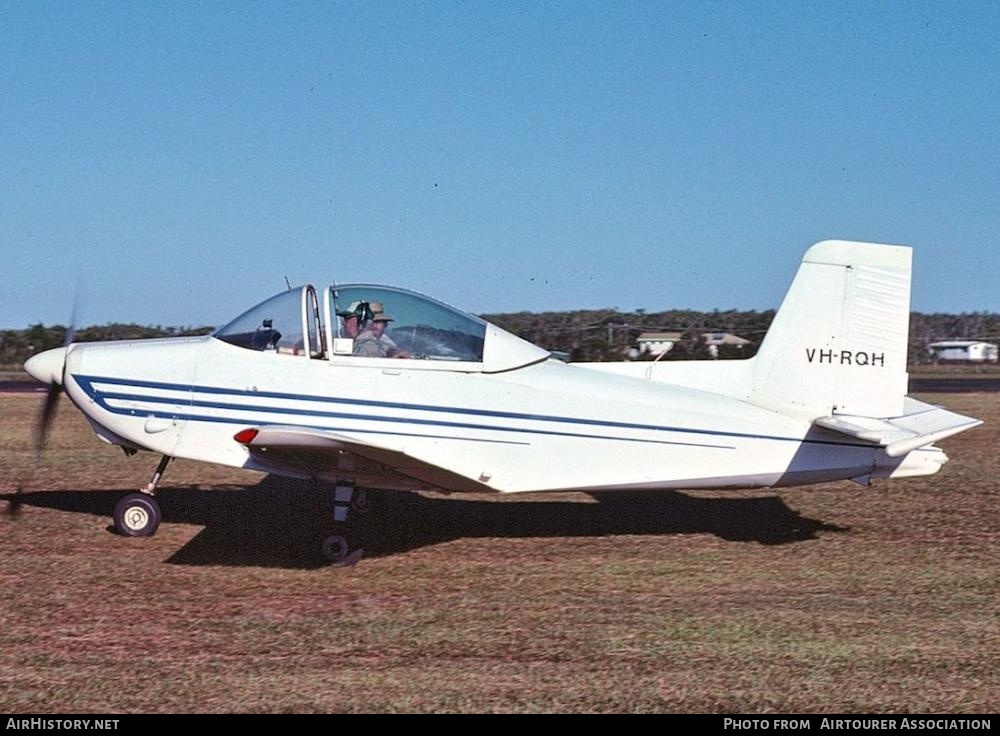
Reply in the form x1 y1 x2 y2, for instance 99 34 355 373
321 534 350 563
113 494 162 537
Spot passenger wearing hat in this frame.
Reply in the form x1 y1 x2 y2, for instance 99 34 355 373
353 308 410 358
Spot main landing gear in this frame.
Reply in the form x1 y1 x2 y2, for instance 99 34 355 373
321 482 369 567
113 455 170 537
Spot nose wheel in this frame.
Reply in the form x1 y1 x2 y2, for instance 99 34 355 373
113 493 162 537
113 455 169 537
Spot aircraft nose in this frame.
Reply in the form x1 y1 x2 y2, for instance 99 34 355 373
24 347 67 385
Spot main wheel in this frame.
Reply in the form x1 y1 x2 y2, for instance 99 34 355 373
322 534 349 562
321 534 363 566
113 494 162 537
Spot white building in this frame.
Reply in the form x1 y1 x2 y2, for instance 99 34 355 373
701 332 751 358
635 331 751 359
636 332 682 357
928 340 999 363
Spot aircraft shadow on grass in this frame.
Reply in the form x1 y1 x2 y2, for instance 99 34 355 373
2 476 846 569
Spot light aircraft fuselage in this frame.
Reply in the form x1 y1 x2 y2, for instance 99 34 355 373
23 240 981 558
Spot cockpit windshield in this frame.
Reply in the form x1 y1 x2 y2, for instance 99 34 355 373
331 285 486 362
214 286 322 357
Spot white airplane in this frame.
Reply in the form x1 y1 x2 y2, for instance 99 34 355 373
24 240 981 563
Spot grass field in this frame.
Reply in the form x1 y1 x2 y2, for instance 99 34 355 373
0 392 997 713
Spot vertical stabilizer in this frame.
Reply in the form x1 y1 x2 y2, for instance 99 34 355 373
751 240 911 419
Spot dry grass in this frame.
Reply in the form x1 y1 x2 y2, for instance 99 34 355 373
0 393 997 713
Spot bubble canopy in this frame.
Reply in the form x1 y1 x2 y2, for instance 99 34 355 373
214 284 549 373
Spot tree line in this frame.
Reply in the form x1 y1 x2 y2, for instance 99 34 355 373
0 324 215 368
480 309 1000 364
2 310 998 368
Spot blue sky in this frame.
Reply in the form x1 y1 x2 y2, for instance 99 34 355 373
2 1 997 329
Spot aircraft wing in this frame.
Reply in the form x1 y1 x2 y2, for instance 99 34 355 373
813 397 982 457
237 425 491 492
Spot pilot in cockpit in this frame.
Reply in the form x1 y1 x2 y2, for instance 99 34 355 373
336 300 366 340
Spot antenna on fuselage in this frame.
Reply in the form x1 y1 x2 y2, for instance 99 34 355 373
283 276 292 291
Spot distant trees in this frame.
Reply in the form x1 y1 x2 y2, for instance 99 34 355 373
482 308 1000 363
0 324 214 367
482 307 776 362
2 311 997 368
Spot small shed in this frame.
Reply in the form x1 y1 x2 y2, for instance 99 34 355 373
928 340 999 363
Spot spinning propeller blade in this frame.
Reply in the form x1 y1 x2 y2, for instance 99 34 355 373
25 299 80 456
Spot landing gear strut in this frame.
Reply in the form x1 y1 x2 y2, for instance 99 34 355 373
321 482 366 566
113 455 170 537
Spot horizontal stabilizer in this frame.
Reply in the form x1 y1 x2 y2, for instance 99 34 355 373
814 398 982 457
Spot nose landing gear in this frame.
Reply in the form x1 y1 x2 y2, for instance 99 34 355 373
113 455 170 537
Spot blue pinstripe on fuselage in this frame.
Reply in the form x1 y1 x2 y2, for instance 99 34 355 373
72 373 873 451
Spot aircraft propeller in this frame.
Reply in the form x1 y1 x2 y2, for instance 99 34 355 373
33 311 76 456
7 304 79 516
